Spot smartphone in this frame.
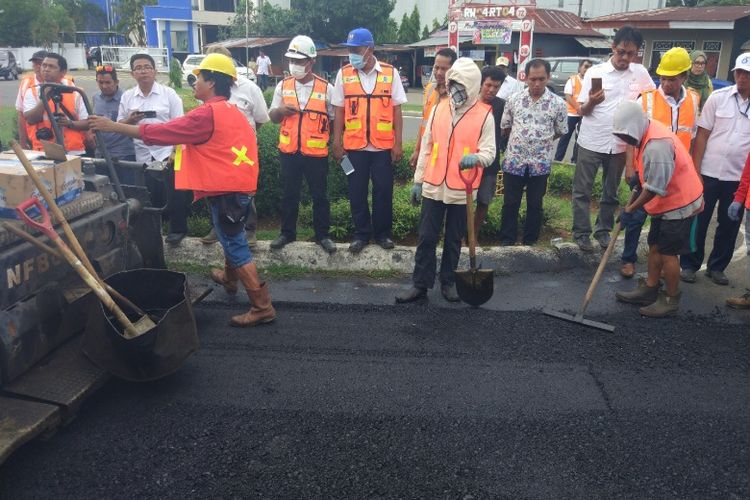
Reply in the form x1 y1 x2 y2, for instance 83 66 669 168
140 110 157 118
591 77 602 93
341 155 355 176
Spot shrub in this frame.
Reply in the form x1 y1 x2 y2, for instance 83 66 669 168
169 58 183 89
262 88 274 108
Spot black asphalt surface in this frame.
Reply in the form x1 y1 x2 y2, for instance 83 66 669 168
1 294 749 499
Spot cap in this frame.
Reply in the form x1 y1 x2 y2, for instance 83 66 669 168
731 53 750 72
30 50 48 62
495 56 510 67
342 28 374 47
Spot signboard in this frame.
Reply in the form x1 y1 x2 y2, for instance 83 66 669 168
424 45 448 58
461 49 486 61
472 20 512 45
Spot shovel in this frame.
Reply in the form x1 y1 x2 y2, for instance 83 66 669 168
10 141 156 337
455 164 494 307
16 198 148 339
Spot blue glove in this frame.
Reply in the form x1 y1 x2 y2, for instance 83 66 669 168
728 201 743 222
410 183 422 205
459 154 479 170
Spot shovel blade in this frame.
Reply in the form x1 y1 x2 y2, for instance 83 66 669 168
455 268 494 307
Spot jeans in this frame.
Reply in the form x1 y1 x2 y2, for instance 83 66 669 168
413 197 466 289
280 152 330 241
554 115 581 162
572 146 625 240
499 170 548 245
620 206 648 263
347 150 393 242
680 175 742 273
209 194 253 268
144 156 192 234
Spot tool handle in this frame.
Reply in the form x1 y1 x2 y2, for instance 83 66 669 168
465 188 477 270
15 198 57 240
11 141 99 279
578 223 621 316
458 163 480 195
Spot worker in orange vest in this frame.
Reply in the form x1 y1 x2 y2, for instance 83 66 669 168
554 58 592 162
332 28 408 254
16 50 75 149
396 58 496 304
614 101 704 318
619 47 700 279
89 54 275 328
726 151 750 309
268 35 336 255
22 53 88 154
408 47 456 170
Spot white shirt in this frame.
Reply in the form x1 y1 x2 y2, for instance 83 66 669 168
497 74 523 100
256 55 271 75
696 86 750 181
271 77 335 119
23 84 89 120
231 75 270 129
117 82 184 162
577 59 655 154
332 59 408 151
414 99 496 205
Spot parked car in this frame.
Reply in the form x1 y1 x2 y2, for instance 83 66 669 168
181 54 256 82
0 50 18 80
543 56 604 96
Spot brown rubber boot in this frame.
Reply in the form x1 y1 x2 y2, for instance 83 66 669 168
210 262 238 295
639 291 680 318
615 278 660 305
230 264 276 327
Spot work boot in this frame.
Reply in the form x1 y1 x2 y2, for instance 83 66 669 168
246 229 258 249
441 284 460 303
615 278 660 305
620 262 636 279
726 289 750 309
706 269 729 286
395 286 427 304
210 262 238 295
230 264 276 327
639 291 680 318
680 268 697 283
201 227 218 245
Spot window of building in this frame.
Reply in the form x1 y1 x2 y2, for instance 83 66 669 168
204 0 235 12
702 41 722 78
650 40 696 72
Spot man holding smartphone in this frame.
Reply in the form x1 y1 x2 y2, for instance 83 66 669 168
118 53 187 246
572 26 654 252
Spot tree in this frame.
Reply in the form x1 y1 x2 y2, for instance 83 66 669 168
422 25 430 40
0 0 42 46
114 0 157 46
30 3 77 46
432 18 442 31
59 0 107 35
396 5 421 44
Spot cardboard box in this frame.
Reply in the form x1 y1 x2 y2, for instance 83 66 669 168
0 151 83 219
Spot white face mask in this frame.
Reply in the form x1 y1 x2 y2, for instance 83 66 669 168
289 62 308 80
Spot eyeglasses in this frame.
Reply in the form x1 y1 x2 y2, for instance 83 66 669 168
692 61 706 66
96 65 114 72
614 49 638 58
133 65 154 72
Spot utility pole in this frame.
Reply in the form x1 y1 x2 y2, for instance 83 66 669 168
245 0 249 67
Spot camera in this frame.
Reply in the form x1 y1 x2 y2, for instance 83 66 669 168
35 127 54 141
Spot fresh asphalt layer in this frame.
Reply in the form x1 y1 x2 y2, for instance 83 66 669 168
1 269 748 498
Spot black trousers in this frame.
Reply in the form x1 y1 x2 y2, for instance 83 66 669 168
554 115 581 162
680 174 743 273
145 157 192 234
413 197 467 289
347 150 393 242
499 170 548 245
280 152 330 241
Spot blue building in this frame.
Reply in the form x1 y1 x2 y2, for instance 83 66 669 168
144 0 198 59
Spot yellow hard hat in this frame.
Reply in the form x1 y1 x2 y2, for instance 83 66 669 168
193 53 237 80
656 47 692 77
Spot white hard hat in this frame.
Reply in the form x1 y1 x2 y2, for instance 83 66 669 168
286 35 316 60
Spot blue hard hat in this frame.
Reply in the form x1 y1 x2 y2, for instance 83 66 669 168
342 28 374 47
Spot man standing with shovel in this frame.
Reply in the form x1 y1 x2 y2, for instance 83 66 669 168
613 102 703 317
396 58 495 303
90 54 276 328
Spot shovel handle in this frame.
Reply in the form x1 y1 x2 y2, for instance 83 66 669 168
16 198 58 240
458 164 480 194
458 164 481 269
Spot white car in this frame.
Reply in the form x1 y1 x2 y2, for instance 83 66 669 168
182 54 256 82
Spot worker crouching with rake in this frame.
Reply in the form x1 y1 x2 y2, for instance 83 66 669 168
613 101 704 317
89 54 276 327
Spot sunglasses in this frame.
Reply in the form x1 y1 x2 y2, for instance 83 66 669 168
96 65 114 72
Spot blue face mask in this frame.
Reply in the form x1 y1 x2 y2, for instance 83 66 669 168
349 52 366 70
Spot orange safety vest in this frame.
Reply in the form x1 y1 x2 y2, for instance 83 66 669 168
26 84 86 152
424 99 492 192
173 100 259 193
418 81 442 141
342 63 395 150
636 121 703 216
641 88 699 153
278 76 330 157
565 74 582 116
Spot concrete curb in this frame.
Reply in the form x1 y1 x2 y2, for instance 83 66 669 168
165 236 648 274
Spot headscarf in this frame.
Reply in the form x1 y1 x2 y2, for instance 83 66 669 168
686 50 713 110
445 57 481 111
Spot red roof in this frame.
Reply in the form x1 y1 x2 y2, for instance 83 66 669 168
531 9 604 37
587 5 750 28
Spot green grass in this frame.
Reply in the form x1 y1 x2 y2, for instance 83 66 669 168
0 106 18 146
176 88 200 112
168 260 404 281
401 103 423 113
